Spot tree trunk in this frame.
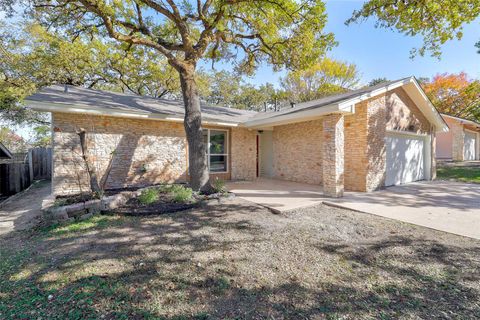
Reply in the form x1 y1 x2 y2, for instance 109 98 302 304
179 66 211 192
76 128 102 195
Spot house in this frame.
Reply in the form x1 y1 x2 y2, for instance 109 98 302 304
26 76 448 198
0 142 13 160
436 114 480 161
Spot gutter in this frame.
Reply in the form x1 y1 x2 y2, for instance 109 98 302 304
25 100 240 127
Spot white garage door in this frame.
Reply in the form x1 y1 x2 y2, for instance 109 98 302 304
464 131 477 161
386 133 428 186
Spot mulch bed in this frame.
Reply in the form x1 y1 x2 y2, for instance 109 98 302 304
112 193 198 216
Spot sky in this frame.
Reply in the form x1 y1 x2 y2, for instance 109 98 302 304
4 0 480 139
244 0 480 87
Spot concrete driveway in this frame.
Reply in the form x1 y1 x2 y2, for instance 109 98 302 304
326 181 480 240
227 179 480 240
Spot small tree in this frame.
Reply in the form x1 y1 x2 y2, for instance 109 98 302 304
23 0 335 192
281 58 360 102
368 78 388 87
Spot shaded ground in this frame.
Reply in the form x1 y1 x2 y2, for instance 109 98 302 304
0 180 51 235
0 198 479 319
437 161 480 184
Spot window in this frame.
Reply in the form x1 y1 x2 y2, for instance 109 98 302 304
203 129 228 173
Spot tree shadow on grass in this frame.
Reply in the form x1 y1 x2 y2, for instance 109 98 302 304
1 200 479 319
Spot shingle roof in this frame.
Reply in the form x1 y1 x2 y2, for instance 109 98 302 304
251 78 410 121
0 142 13 159
27 77 424 127
27 85 258 124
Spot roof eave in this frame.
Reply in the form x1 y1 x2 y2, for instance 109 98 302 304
242 103 354 129
25 100 241 127
0 143 13 159
441 114 480 129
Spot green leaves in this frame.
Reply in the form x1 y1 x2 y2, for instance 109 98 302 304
281 58 360 102
0 21 180 125
347 0 480 58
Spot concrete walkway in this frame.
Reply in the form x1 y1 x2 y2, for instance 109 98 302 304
226 178 325 213
326 181 480 240
0 181 51 235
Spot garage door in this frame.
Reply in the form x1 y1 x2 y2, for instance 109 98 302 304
386 133 428 186
464 131 477 161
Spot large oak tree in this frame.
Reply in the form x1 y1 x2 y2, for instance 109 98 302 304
347 0 480 57
13 0 335 191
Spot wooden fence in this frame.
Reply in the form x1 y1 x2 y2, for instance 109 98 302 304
29 147 52 180
0 147 52 197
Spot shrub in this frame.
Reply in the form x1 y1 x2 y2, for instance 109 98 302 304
212 177 226 193
170 185 193 203
138 188 159 205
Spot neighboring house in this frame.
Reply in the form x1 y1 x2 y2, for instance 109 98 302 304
0 142 13 160
436 114 480 161
26 76 448 198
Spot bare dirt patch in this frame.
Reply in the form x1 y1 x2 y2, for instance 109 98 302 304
1 198 479 319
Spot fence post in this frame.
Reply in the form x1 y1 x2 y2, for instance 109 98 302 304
28 149 34 182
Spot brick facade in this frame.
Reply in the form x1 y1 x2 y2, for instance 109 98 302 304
51 85 437 196
51 112 255 195
230 127 257 181
450 118 466 161
271 119 323 185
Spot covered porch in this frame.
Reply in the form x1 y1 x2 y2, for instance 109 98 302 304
226 178 327 213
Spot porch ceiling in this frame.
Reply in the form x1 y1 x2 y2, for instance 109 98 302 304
226 178 326 213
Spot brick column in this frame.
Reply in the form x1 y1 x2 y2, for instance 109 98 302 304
451 124 465 161
323 114 345 197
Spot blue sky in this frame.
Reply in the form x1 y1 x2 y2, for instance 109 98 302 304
5 1 480 139
244 0 480 87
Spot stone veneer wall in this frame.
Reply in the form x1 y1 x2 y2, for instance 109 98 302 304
271 119 323 185
52 113 188 195
322 114 345 197
447 117 466 161
52 113 255 195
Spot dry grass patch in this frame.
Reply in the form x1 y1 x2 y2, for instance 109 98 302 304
0 199 479 319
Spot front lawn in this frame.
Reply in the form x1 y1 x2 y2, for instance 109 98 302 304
1 199 479 319
437 166 480 183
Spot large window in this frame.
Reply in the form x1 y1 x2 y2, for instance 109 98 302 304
203 129 228 173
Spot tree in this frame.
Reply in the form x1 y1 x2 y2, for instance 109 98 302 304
0 22 181 125
16 0 335 191
347 0 480 57
422 72 480 122
30 125 51 148
199 70 281 111
0 127 29 153
281 58 360 102
368 78 388 87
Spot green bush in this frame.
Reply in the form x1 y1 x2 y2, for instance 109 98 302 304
212 177 226 193
138 188 159 205
170 185 193 203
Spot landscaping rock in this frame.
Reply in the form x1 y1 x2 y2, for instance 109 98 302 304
79 213 93 221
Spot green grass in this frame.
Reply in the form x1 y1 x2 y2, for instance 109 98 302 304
138 188 160 205
437 166 480 183
170 185 193 203
39 215 125 237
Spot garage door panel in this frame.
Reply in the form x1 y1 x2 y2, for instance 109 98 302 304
386 134 426 186
464 132 476 161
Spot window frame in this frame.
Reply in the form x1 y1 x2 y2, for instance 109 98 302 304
204 128 229 174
